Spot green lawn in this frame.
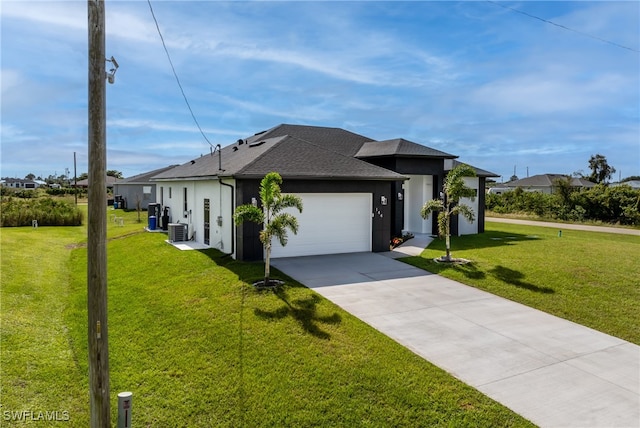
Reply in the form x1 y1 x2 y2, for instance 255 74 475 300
1 209 532 427
403 221 640 344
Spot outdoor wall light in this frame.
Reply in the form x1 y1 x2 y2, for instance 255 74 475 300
380 196 388 206
251 197 258 207
397 192 403 201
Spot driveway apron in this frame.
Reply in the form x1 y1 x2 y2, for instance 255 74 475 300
271 253 640 428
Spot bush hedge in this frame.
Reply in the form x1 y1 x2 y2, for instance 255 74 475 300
1 196 83 227
486 184 640 225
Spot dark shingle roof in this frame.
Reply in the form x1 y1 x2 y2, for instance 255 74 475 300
237 135 406 180
75 176 120 187
447 160 500 178
119 165 179 184
356 138 457 159
152 136 279 180
152 135 406 181
246 124 373 157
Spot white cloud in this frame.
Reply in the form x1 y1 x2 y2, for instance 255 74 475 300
0 1 85 31
108 118 247 138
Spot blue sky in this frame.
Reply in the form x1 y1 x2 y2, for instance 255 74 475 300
1 1 638 182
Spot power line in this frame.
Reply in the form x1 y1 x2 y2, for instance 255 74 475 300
147 0 214 147
486 1 639 53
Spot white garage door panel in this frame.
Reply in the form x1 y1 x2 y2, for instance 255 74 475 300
271 193 372 258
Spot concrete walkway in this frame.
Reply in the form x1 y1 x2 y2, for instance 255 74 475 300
271 253 640 428
383 233 434 258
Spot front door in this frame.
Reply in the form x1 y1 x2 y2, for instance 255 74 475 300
204 198 210 245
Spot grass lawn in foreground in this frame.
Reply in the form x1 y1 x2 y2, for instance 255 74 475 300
1 209 532 427
402 221 640 345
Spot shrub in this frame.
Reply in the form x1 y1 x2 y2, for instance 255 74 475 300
1 196 83 227
486 184 640 226
45 187 87 197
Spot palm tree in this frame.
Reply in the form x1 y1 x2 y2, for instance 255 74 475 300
234 172 303 286
421 164 476 262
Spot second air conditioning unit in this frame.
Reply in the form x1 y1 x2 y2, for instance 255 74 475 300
168 223 188 242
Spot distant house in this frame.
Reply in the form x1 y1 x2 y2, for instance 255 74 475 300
611 180 640 190
493 174 596 194
75 175 121 189
0 178 41 189
151 124 498 261
113 165 178 210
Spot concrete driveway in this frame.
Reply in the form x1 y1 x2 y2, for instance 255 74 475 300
271 252 640 428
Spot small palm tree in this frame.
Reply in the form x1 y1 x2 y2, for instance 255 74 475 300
421 164 476 262
234 172 303 286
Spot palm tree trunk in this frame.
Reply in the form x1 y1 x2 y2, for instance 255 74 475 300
264 243 271 286
445 233 451 261
444 204 451 262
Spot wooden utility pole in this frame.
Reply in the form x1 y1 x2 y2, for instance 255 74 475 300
87 0 110 426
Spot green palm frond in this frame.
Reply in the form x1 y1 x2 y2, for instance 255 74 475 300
268 213 300 246
444 163 477 202
272 194 303 215
452 204 476 223
259 172 283 208
420 199 443 219
233 204 263 226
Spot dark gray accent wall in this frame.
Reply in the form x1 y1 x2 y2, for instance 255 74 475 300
391 181 404 237
478 177 487 233
113 183 157 210
234 179 262 262
364 156 448 238
394 158 446 176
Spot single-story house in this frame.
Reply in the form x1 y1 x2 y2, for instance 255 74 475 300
151 124 498 261
75 175 121 189
113 165 178 210
492 174 596 194
1 178 43 189
611 180 640 190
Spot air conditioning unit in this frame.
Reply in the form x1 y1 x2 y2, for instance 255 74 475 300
168 223 188 242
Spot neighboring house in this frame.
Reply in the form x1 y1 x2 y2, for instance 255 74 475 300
151 124 498 261
495 174 596 194
611 180 640 190
75 175 121 189
113 165 178 210
1 178 41 189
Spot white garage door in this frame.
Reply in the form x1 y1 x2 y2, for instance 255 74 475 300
270 193 372 258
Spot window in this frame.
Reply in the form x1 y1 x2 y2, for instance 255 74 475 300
183 187 188 217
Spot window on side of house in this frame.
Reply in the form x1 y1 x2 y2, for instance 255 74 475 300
183 187 188 217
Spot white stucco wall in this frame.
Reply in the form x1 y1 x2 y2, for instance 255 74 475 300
458 177 479 235
154 179 235 256
403 174 433 234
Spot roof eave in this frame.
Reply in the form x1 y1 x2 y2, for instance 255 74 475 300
232 173 407 181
